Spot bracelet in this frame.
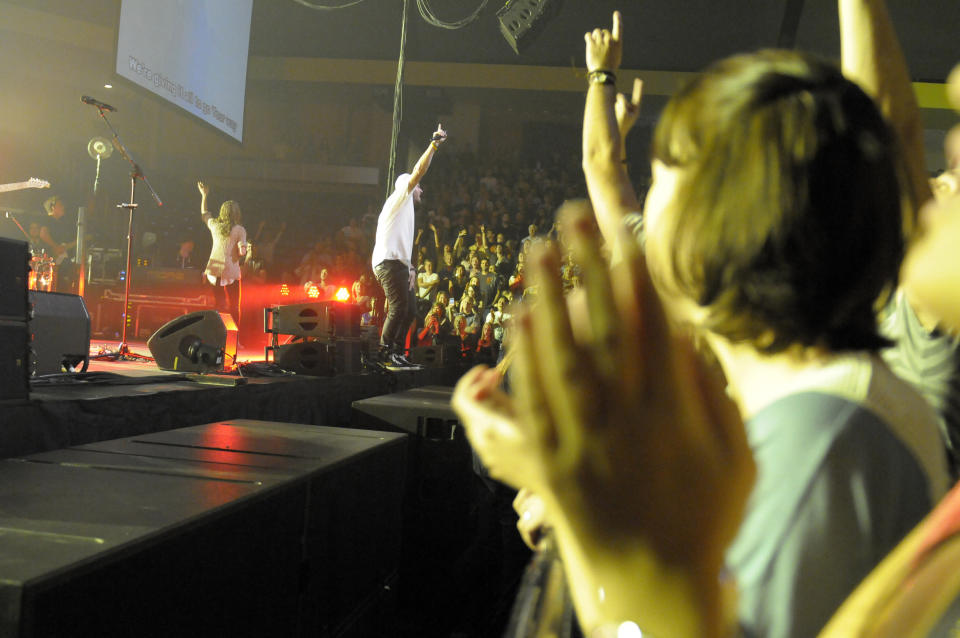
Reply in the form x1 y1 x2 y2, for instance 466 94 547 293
587 69 616 86
431 141 440 150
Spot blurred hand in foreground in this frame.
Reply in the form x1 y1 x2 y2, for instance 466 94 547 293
452 199 755 636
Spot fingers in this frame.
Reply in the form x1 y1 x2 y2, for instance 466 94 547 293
563 201 621 379
610 222 658 394
512 310 557 454
630 77 643 107
947 63 960 111
514 489 548 551
513 487 534 513
528 244 589 442
615 79 643 115
452 365 492 406
611 10 622 42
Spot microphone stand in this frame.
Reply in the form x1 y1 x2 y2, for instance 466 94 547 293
89 105 162 359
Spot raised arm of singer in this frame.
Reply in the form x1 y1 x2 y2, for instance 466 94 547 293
371 124 447 368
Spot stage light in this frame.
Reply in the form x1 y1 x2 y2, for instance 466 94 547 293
335 287 349 302
307 284 320 299
280 283 290 296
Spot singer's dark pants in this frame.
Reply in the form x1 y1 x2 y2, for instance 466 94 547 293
374 259 415 354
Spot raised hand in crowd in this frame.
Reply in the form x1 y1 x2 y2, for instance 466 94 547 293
582 11 642 260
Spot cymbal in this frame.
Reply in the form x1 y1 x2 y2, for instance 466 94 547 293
87 136 113 159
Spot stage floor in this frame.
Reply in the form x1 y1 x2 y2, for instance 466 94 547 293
85 338 272 374
2 338 465 460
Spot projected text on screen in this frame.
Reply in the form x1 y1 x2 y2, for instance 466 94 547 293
116 0 252 142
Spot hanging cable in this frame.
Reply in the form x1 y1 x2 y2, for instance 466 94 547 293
416 0 489 29
386 0 409 199
292 0 368 9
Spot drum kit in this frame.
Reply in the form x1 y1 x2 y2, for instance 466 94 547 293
28 252 56 292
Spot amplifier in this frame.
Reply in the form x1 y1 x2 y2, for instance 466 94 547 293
0 238 29 321
0 319 29 400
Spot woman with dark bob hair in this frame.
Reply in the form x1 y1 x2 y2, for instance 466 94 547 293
453 5 949 638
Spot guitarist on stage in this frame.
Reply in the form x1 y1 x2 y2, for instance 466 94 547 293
38 195 78 293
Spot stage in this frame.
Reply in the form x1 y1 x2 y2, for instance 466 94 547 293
1 339 465 461
0 339 529 637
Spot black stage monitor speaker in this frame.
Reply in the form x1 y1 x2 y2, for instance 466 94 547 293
147 310 238 372
270 303 331 338
409 345 447 368
497 0 563 54
29 291 91 376
0 238 29 321
269 301 363 338
275 341 332 376
274 339 362 376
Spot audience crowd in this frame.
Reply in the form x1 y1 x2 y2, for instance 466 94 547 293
202 152 589 361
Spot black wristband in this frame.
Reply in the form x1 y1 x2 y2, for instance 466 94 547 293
587 69 616 86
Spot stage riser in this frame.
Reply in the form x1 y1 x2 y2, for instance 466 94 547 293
351 387 484 632
2 365 461 460
0 420 407 638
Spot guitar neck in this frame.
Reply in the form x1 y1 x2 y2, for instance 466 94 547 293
0 179 50 194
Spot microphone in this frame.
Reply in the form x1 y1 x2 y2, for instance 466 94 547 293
81 95 117 112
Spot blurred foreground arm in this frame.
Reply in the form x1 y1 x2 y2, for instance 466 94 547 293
902 66 960 328
903 186 960 330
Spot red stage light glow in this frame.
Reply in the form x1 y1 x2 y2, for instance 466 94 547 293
307 285 320 299
279 283 290 296
335 287 349 302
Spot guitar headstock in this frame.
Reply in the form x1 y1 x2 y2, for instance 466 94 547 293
28 177 51 189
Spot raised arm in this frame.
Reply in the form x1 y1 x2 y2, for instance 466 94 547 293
582 11 642 260
406 124 448 194
198 180 212 220
453 229 467 258
901 68 960 330
839 0 931 222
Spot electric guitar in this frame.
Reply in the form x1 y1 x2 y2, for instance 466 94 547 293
0 177 51 193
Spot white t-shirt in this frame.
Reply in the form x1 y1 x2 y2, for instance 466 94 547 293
417 271 439 299
371 173 415 269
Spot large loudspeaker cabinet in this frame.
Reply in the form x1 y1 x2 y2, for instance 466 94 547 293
0 238 29 322
0 320 29 400
28 291 90 376
146 310 238 372
0 239 29 400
